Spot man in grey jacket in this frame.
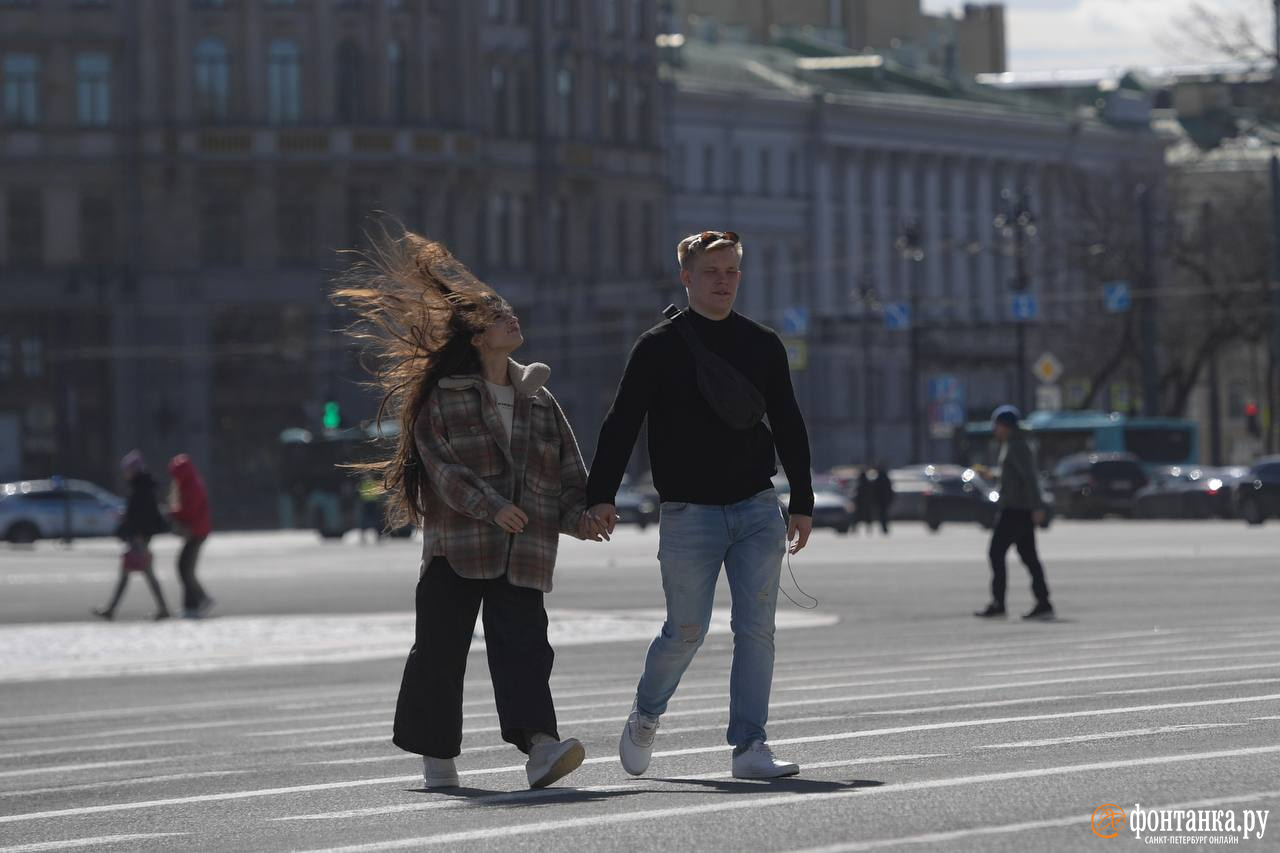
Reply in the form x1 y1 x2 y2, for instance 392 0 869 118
975 405 1055 621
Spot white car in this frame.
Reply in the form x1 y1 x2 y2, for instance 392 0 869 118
1 479 126 543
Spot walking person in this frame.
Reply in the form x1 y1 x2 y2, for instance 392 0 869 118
585 230 814 780
871 462 894 535
93 450 171 621
853 469 875 534
333 230 598 790
168 453 214 619
975 406 1055 621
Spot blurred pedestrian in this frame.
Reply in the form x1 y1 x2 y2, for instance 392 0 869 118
334 230 598 791
168 453 214 619
853 469 875 534
93 450 171 621
872 462 894 534
975 406 1055 621
357 473 384 544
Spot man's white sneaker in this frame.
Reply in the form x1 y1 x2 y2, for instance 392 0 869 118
619 704 660 776
525 737 585 789
422 756 459 788
732 741 800 779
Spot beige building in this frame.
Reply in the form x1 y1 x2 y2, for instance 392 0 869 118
675 0 1006 76
0 0 665 526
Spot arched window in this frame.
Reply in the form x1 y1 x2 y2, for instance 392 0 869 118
194 38 230 120
266 39 300 124
336 41 364 123
387 41 407 122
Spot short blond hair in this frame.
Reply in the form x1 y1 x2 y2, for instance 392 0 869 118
677 230 744 271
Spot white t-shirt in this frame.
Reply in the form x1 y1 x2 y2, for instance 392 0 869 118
484 380 516 449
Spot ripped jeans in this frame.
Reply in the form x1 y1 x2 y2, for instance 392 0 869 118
634 489 788 748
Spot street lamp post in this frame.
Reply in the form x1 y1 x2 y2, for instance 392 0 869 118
852 278 881 462
896 220 925 463
994 189 1036 413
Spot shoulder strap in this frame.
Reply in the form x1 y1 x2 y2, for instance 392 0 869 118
661 304 712 361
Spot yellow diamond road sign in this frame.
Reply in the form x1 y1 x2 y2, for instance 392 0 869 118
1033 353 1063 385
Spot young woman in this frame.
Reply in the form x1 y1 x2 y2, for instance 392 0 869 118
93 450 172 621
334 231 600 790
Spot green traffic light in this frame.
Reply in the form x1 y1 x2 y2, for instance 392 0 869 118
323 401 341 430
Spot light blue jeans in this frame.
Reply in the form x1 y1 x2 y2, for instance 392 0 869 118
634 488 787 748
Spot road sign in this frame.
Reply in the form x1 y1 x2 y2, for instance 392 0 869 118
1010 293 1038 321
1103 281 1131 313
781 306 809 337
927 374 965 438
1032 352 1063 385
782 337 808 371
883 302 911 330
1035 384 1063 411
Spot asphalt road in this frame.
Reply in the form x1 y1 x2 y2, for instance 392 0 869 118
1 520 1278 852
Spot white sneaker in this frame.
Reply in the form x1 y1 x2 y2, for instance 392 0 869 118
525 736 585 789
619 703 660 776
732 741 799 779
422 756 459 788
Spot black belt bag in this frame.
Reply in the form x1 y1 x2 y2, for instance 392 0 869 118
662 304 767 431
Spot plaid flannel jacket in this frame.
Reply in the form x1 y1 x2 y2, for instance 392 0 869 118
415 359 588 592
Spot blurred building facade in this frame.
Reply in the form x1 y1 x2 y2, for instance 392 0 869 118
674 0 1007 76
0 0 665 524
664 30 1167 467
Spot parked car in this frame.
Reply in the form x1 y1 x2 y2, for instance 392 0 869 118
615 485 659 530
921 467 1055 531
774 475 855 534
887 465 969 522
1048 452 1149 518
1 479 126 543
1233 456 1280 525
1134 466 1248 519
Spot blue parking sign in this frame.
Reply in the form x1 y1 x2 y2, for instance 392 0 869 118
883 302 911 330
781 307 809 336
1010 293 1038 321
1103 281 1131 313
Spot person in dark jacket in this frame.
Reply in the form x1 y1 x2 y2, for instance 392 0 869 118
871 462 894 534
853 469 875 534
93 450 171 621
168 453 214 619
975 406 1055 621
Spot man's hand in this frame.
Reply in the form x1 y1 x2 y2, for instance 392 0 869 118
577 511 607 542
786 514 813 555
494 504 529 534
586 503 619 541
1032 509 1046 527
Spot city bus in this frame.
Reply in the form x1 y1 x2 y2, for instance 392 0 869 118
955 410 1199 475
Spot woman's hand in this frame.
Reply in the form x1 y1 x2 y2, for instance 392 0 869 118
494 504 529 534
578 511 608 542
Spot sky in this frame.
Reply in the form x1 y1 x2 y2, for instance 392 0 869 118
921 0 1268 73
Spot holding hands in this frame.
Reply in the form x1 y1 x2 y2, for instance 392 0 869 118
580 503 618 543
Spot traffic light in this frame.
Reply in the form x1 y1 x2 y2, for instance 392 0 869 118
1245 401 1260 438
323 400 342 431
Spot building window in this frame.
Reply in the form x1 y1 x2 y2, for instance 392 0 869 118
336 41 364 123
267 39 301 124
75 53 111 127
80 196 116 264
730 147 743 189
194 38 230 121
671 143 686 186
345 185 379 248
21 337 42 379
702 145 715 193
787 149 800 196
601 0 620 34
277 190 316 267
488 195 510 268
549 197 568 273
759 148 772 196
631 0 647 37
605 76 623 141
511 195 529 269
3 54 41 126
633 83 650 145
387 41 407 122
491 65 508 135
7 189 42 266
556 66 574 137
615 201 629 275
201 189 243 266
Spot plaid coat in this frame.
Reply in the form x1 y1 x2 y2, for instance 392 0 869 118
415 359 588 592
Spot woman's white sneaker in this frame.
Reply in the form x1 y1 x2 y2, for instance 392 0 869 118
619 703 660 776
422 756 459 788
525 736 585 789
732 741 799 779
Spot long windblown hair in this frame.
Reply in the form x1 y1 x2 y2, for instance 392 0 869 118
332 228 505 528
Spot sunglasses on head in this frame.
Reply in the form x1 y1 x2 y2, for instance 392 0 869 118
692 230 740 248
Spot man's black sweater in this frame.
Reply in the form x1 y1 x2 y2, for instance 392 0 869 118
586 308 815 516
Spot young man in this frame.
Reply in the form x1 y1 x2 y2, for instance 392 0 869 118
975 405 1055 621
584 230 815 780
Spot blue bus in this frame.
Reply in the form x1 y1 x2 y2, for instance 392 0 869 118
956 410 1199 475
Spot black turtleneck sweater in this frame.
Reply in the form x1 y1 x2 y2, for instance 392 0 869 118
586 308 815 516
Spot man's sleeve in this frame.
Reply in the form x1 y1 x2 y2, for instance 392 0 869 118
764 333 814 516
585 336 658 507
1016 442 1046 510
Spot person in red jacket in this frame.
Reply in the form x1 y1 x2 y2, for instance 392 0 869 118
168 454 214 618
